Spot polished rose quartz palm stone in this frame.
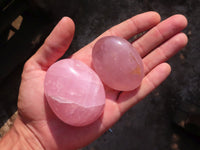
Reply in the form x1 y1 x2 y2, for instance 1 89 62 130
92 36 144 91
44 59 105 127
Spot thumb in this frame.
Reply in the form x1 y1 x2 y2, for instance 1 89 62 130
28 17 75 70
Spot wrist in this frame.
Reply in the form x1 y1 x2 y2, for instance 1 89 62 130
0 115 44 150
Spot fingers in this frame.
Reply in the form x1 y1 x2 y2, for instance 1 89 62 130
73 11 161 60
143 32 188 75
100 11 161 40
28 17 75 70
133 14 188 57
117 63 171 114
116 14 187 114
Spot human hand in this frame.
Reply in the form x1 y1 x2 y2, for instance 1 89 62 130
15 11 188 150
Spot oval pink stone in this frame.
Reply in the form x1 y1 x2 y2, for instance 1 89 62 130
44 59 105 126
92 36 144 91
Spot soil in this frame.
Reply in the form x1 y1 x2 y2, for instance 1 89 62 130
0 0 200 149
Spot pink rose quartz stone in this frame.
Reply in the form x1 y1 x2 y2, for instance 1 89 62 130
92 36 144 91
44 59 105 127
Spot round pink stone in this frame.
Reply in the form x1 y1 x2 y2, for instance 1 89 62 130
92 36 144 91
44 59 105 126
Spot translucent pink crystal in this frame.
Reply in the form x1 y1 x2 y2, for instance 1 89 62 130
44 59 105 126
92 36 144 91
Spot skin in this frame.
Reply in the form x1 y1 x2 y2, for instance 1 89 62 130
0 11 188 150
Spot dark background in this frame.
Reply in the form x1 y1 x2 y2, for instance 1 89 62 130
0 0 200 150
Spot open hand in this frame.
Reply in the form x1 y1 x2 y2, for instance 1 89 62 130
17 12 188 150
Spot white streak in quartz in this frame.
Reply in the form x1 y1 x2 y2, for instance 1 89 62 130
48 95 104 108
45 76 104 106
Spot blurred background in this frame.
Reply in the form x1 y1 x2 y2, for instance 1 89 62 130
0 0 200 149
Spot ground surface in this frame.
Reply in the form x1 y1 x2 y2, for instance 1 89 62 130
0 0 200 150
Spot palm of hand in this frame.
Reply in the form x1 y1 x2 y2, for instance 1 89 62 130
17 12 187 150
